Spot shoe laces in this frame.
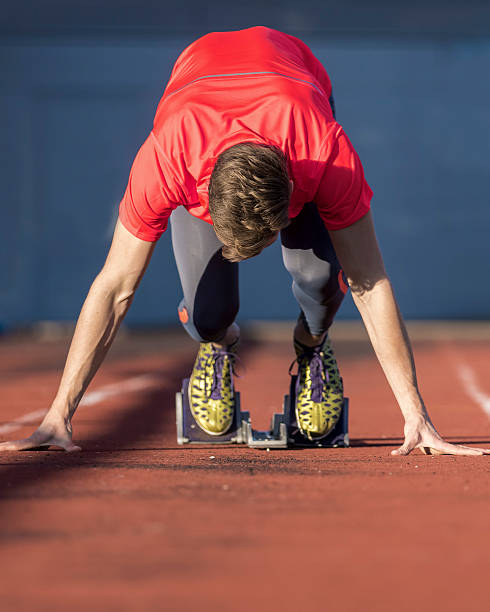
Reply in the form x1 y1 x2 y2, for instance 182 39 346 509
207 345 238 400
289 345 329 403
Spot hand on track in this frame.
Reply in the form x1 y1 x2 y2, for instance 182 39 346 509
0 418 81 452
392 417 490 456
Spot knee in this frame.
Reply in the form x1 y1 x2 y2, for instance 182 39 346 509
285 254 340 298
193 297 239 342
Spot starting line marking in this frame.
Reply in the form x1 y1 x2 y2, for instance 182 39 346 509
0 374 162 436
457 364 490 418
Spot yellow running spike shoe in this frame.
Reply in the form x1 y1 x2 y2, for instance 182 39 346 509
293 336 344 440
188 340 237 435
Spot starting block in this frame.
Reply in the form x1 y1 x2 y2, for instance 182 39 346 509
284 375 349 448
176 378 246 444
176 376 349 449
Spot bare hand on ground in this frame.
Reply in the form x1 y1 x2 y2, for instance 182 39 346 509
0 418 81 452
392 418 490 456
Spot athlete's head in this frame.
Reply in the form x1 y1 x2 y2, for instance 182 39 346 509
209 142 291 262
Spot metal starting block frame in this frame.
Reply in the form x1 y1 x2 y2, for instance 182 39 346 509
176 376 349 449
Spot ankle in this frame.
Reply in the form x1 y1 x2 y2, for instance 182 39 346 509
211 323 240 350
293 320 326 348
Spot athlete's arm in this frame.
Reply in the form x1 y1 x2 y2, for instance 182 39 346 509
0 220 156 452
329 211 489 456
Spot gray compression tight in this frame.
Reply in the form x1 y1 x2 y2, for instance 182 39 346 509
170 202 347 342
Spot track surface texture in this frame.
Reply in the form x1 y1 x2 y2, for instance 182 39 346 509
1 322 489 612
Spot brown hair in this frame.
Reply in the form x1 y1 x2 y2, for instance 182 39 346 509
208 142 291 262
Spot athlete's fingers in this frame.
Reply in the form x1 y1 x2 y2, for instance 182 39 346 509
62 441 82 452
391 443 414 456
0 438 40 451
448 446 486 456
391 438 486 457
30 437 81 452
419 442 484 456
433 441 484 455
0 434 81 452
458 445 490 454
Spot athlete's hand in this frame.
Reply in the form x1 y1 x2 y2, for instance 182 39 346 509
0 416 81 452
392 416 490 456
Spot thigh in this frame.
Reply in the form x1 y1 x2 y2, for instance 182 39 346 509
170 206 239 327
280 202 346 334
281 201 341 270
170 206 225 301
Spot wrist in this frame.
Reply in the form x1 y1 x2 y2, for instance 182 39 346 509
403 412 427 428
398 392 428 423
45 399 73 424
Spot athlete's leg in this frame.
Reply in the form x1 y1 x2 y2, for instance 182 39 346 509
170 206 239 344
281 201 347 340
170 206 239 435
280 202 347 439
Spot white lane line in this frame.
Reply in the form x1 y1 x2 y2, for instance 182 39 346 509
79 374 160 407
0 410 48 436
0 374 162 436
457 364 490 418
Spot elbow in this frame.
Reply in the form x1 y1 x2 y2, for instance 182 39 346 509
115 288 136 307
91 272 137 308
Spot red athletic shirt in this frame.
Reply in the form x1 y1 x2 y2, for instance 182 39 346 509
119 26 372 241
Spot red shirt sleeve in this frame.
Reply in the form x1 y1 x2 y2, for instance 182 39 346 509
119 133 179 241
314 126 373 230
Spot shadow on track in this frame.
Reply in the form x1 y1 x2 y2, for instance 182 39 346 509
0 355 195 506
0 338 269 508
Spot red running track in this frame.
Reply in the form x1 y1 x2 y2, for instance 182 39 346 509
0 323 489 612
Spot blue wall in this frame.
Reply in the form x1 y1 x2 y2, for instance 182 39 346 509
1 35 489 327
